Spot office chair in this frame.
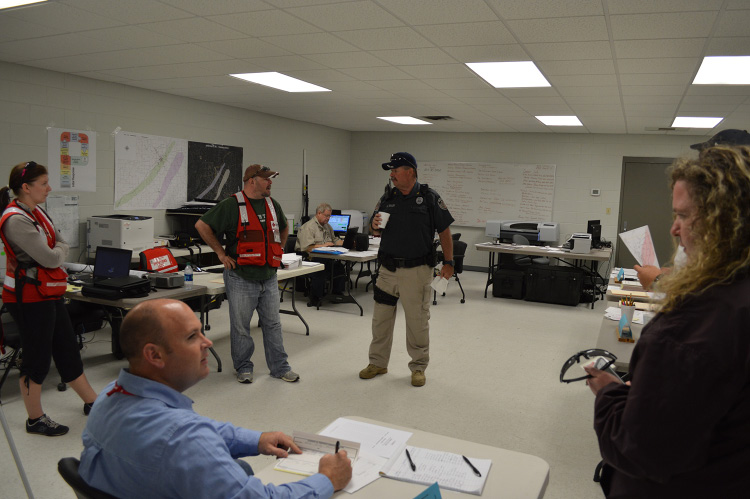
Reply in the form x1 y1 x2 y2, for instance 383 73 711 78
512 234 549 266
58 457 117 499
279 234 311 302
452 232 461 241
433 241 467 304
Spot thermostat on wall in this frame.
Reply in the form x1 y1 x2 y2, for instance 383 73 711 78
590 188 601 196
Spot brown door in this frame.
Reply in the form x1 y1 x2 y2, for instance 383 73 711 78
616 157 676 269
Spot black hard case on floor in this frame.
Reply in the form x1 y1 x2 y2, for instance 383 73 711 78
523 266 584 306
492 269 525 299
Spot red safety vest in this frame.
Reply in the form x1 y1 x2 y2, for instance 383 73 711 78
0 201 68 303
233 192 282 268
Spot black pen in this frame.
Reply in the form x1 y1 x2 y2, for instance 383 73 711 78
405 448 416 471
335 441 340 453
462 455 481 477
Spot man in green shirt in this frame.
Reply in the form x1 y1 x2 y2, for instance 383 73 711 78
196 164 299 384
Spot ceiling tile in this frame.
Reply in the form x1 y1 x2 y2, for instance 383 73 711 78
63 0 191 24
305 51 390 69
617 58 699 74
242 55 326 71
399 64 474 79
607 0 725 15
138 18 246 43
287 1 402 31
619 73 692 86
209 10 320 37
369 47 456 66
537 59 614 76
705 36 750 56
527 41 612 61
6 1 123 31
507 17 608 43
334 27 433 50
80 26 183 51
157 0 270 15
443 44 527 62
198 38 291 59
376 0 499 24
415 22 515 46
260 32 359 54
610 12 717 40
487 0 603 19
614 38 706 58
339 66 413 81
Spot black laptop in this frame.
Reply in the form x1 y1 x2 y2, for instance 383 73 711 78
86 246 145 289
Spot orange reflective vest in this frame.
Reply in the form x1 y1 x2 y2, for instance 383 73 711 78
0 201 68 303
233 192 282 268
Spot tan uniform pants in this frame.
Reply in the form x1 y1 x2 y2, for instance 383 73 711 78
369 264 432 372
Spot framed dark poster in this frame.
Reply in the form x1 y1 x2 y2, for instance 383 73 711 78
187 141 243 202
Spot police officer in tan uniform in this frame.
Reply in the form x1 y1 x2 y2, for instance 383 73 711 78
359 153 454 387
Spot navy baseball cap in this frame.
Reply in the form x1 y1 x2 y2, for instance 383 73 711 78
690 129 750 150
382 152 417 171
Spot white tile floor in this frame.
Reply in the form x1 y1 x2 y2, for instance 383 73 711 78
0 270 608 498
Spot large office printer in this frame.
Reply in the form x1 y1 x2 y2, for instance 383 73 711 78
88 215 154 253
485 220 560 244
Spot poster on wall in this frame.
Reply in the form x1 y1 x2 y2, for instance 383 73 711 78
187 141 243 202
114 131 188 210
46 127 97 192
46 195 80 248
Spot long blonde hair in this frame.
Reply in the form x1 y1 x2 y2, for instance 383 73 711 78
658 146 750 313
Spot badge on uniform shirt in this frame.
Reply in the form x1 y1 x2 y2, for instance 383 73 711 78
438 197 448 210
416 196 423 205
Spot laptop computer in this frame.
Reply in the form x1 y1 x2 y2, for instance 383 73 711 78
342 227 359 250
85 246 146 288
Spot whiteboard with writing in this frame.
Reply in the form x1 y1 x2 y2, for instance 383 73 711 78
418 161 556 227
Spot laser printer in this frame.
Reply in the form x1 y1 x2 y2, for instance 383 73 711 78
485 220 560 244
88 215 154 253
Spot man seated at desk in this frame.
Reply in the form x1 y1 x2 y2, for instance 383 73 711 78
295 203 346 307
79 299 352 498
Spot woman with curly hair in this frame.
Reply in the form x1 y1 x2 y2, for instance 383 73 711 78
585 146 750 497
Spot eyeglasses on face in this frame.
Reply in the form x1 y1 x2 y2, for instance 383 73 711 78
559 348 617 383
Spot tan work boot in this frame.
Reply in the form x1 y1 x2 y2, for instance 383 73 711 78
359 364 388 379
411 370 426 387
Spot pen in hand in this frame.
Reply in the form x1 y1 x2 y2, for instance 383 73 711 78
462 455 481 477
405 448 416 471
335 440 340 454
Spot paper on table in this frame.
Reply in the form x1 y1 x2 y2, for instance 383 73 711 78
319 418 413 493
274 431 359 477
430 275 448 294
618 226 659 267
380 445 491 496
604 307 644 324
311 247 349 254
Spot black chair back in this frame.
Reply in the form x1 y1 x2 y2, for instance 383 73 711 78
58 457 118 499
285 234 298 253
453 241 468 274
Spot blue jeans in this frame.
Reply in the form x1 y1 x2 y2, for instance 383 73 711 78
224 270 291 377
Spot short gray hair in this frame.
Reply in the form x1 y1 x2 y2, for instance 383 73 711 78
316 203 332 214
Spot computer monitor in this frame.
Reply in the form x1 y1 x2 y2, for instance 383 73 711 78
328 214 351 236
94 246 133 279
587 219 601 246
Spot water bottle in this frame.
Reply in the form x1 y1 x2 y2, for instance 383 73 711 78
184 264 193 290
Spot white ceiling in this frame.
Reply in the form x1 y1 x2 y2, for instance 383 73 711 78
2 0 749 135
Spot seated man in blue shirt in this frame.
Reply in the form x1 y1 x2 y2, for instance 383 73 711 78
79 298 351 498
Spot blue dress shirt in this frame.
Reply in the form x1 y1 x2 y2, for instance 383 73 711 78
79 369 333 498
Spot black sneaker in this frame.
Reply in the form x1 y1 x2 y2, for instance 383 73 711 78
26 414 69 436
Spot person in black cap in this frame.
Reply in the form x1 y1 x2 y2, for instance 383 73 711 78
690 129 750 151
196 164 299 385
359 152 454 387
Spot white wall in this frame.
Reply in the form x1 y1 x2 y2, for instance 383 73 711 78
0 61 351 260
349 132 699 268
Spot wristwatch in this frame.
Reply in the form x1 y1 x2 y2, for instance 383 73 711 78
653 273 664 284
442 260 455 267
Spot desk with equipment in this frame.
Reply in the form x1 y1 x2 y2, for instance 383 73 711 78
255 416 549 499
476 242 612 308
305 250 378 316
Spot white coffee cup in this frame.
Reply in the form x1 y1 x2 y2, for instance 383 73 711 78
377 211 390 229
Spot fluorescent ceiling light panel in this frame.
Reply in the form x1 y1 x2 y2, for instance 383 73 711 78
0 0 47 9
693 56 750 85
671 117 723 128
229 72 330 92
377 116 432 125
466 61 551 88
536 116 583 126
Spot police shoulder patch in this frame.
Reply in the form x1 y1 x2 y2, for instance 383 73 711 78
437 197 448 210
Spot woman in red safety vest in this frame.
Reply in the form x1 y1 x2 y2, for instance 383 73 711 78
0 161 97 437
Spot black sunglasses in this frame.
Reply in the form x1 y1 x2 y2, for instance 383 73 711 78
250 165 273 178
559 348 617 383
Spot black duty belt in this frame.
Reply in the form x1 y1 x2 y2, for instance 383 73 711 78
378 251 434 271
